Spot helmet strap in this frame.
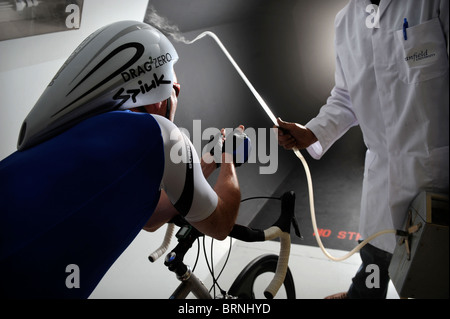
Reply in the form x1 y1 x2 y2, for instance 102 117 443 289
165 97 171 120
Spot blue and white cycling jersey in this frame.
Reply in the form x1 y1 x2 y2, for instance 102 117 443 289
0 110 217 298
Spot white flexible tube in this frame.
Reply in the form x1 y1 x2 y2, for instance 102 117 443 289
187 31 397 261
293 148 396 261
186 31 278 125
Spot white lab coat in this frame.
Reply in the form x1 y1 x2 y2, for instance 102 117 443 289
305 0 449 253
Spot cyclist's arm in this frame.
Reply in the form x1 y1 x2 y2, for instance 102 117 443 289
144 115 240 240
144 153 228 233
143 190 177 232
143 153 220 232
192 152 240 240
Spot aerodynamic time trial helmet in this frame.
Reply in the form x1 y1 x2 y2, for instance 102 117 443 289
18 20 179 150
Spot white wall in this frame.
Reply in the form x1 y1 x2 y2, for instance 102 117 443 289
0 0 149 160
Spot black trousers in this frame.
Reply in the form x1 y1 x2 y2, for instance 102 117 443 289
347 242 393 299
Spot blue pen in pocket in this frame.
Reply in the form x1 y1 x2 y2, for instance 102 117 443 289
403 18 409 40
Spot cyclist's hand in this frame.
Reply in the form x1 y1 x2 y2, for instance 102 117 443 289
223 125 251 167
207 126 251 167
202 129 226 175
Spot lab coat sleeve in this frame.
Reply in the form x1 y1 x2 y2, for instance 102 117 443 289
305 52 358 160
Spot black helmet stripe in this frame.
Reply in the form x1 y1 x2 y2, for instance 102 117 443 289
68 23 149 86
52 42 145 117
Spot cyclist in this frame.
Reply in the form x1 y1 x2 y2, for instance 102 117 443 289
0 21 248 299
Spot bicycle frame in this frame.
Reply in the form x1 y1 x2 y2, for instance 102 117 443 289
170 267 212 299
148 191 301 299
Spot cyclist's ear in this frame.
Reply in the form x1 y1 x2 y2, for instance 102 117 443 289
129 102 163 115
142 102 164 115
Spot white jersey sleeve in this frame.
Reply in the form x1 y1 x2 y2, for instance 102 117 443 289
152 114 218 222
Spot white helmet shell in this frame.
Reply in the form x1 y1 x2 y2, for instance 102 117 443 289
18 20 179 150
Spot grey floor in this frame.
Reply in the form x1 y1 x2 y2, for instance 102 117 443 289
90 230 400 299
205 240 400 299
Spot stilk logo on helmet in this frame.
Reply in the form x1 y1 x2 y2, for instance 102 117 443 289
113 73 171 105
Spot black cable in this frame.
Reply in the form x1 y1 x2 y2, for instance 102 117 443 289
192 238 200 272
214 237 232 284
201 196 281 297
202 237 215 291
211 238 215 297
209 237 230 298
240 196 281 203
203 237 227 297
202 236 211 272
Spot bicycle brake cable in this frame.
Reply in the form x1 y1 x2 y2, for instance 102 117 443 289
192 238 200 272
202 237 226 297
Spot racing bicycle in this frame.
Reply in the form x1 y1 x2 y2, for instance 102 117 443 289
148 191 302 299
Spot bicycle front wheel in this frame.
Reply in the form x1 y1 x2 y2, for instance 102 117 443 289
228 254 296 299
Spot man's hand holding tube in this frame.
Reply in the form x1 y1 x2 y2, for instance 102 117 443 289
275 118 318 150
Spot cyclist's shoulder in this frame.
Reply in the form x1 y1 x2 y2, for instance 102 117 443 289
92 110 158 126
71 110 163 140
0 111 164 166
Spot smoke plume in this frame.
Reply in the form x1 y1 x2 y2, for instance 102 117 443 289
144 5 190 44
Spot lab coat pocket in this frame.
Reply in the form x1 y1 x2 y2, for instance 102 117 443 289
394 18 449 84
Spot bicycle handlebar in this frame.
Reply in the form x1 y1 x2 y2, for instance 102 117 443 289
229 191 299 298
148 191 300 299
148 223 175 262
